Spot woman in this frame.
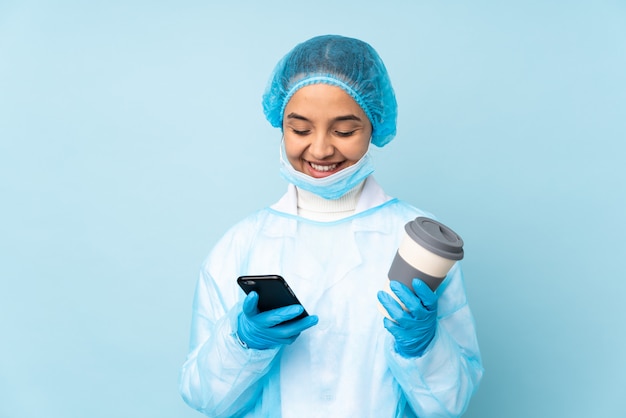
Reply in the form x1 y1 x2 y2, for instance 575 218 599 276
179 34 483 417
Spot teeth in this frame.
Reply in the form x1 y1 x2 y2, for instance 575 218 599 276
310 162 338 172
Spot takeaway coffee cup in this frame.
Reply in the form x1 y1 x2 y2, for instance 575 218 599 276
380 217 464 316
389 217 464 291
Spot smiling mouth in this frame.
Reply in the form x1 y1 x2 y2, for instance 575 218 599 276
309 162 339 172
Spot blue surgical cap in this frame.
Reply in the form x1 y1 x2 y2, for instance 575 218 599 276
262 35 398 147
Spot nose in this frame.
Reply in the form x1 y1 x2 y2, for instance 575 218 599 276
308 132 334 160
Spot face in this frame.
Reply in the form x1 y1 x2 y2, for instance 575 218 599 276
282 84 372 178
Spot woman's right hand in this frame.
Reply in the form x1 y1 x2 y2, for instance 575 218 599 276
236 291 319 350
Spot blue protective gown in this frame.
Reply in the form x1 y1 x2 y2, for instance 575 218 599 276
179 177 483 417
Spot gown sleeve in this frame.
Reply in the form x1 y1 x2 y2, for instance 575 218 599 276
178 222 281 417
385 263 484 418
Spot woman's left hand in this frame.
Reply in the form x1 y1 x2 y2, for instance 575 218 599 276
377 278 438 358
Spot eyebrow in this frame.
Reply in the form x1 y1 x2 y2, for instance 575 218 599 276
286 112 363 123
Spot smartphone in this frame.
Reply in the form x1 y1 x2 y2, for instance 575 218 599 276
237 274 309 321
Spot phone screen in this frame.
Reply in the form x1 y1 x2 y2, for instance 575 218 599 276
237 275 308 320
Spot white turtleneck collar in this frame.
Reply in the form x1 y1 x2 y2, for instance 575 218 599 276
296 180 365 222
270 176 394 219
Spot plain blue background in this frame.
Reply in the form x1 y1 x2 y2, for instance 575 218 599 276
1 1 625 417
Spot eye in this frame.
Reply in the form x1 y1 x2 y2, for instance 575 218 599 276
290 128 310 136
335 130 356 138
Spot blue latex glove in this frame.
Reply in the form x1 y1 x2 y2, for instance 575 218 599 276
377 278 438 358
237 291 319 350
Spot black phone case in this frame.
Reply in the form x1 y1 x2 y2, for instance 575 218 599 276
237 275 309 320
